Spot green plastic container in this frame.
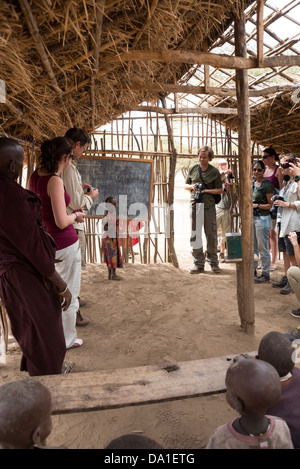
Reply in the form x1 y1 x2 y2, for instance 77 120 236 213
226 232 242 260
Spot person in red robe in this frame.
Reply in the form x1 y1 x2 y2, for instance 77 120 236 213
0 137 71 376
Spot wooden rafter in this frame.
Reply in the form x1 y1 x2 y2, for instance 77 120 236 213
256 0 264 66
101 49 300 69
90 0 105 131
126 82 299 98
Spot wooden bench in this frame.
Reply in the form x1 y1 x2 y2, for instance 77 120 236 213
35 353 256 415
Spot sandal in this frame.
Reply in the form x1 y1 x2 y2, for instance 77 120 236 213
64 362 75 374
70 338 83 348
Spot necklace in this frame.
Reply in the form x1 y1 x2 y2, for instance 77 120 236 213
237 417 270 437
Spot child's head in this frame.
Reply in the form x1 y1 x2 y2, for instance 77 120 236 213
257 331 295 378
225 355 281 416
105 434 163 449
0 379 52 449
105 196 116 207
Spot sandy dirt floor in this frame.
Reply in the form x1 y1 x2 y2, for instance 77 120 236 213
1 174 299 449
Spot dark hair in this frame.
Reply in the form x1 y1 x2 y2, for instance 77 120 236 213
105 196 116 204
65 127 91 146
253 160 265 170
263 147 279 161
38 137 72 173
105 434 163 449
258 331 294 377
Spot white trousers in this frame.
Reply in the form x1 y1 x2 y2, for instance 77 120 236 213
55 240 81 348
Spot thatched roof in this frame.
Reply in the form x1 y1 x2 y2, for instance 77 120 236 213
0 0 299 152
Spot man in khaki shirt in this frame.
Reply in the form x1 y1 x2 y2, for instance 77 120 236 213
185 146 222 274
62 128 99 325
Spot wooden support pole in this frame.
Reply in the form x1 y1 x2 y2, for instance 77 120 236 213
235 12 255 334
160 95 179 268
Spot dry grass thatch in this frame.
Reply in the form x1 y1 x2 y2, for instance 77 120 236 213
0 0 253 140
0 0 299 153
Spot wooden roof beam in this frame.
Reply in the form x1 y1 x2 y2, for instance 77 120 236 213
118 104 257 116
90 0 105 131
101 49 300 69
127 82 299 98
256 0 264 66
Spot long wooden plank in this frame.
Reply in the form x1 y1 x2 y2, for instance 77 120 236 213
101 49 300 69
34 354 255 415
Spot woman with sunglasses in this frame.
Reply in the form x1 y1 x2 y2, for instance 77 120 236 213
29 137 85 349
252 160 274 283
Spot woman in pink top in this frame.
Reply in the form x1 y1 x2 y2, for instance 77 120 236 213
29 137 84 349
262 147 283 271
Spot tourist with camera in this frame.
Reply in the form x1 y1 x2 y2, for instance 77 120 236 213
262 147 282 271
252 160 274 283
185 146 222 274
271 157 300 294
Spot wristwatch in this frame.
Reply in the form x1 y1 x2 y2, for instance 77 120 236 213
294 175 300 182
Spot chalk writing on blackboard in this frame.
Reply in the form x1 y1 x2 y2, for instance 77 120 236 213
76 157 154 220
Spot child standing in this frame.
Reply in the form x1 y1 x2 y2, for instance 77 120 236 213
206 355 293 449
102 196 123 280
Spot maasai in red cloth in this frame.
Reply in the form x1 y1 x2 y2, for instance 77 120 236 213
0 174 66 376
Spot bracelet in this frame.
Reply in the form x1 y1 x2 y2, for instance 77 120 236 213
58 286 68 296
289 202 292 208
73 212 78 222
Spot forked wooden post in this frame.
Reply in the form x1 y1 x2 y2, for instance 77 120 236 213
234 12 255 334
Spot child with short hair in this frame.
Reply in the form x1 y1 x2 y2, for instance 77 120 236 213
257 330 300 448
206 355 293 449
105 434 163 449
0 379 53 449
102 196 123 280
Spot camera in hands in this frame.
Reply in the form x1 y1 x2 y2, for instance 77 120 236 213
194 183 206 202
269 195 285 219
281 157 296 169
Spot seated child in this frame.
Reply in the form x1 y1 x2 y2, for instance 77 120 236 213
0 379 53 449
257 330 300 448
206 355 293 449
105 433 163 449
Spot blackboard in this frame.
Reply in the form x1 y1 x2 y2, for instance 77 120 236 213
76 157 154 220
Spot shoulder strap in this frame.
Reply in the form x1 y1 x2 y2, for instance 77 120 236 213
198 164 203 182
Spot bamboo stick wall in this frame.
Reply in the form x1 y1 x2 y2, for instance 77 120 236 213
20 112 263 266
85 112 258 265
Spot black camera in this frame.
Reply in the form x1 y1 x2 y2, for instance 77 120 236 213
194 183 205 202
269 195 285 219
281 157 296 169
